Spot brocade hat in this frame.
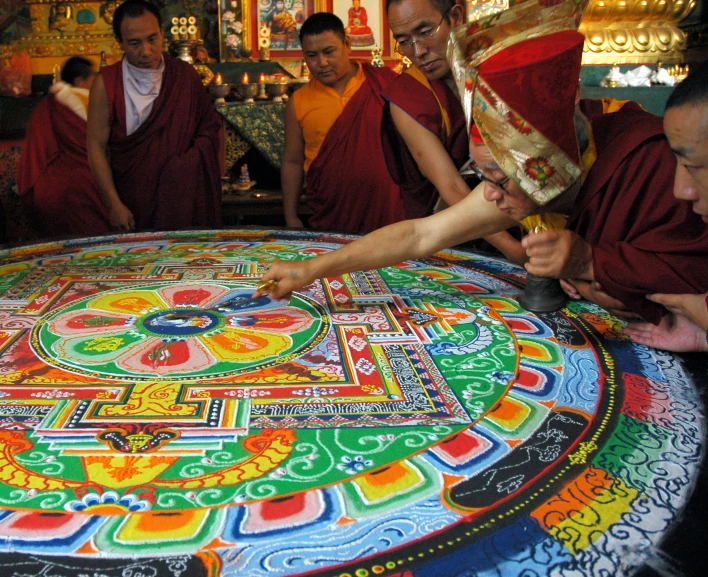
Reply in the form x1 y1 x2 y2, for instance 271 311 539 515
449 0 587 205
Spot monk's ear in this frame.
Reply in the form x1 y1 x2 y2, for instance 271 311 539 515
449 3 465 27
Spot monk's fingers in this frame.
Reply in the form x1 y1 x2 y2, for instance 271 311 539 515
623 322 652 336
623 323 656 346
257 268 297 300
609 308 644 322
525 250 567 277
646 293 680 307
646 293 703 319
524 261 561 278
521 230 557 250
559 279 581 299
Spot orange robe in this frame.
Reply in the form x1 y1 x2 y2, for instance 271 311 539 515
293 63 404 232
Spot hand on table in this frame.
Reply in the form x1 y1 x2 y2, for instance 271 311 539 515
253 259 315 300
522 230 593 280
562 279 643 321
110 201 135 231
624 313 708 353
483 231 527 267
560 279 581 300
646 292 708 331
285 216 304 229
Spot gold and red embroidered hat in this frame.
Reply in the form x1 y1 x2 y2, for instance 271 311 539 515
449 0 587 205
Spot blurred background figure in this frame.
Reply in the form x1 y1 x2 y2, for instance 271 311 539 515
16 55 111 238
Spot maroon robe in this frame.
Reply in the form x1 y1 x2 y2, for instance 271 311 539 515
381 72 468 218
306 63 404 233
102 54 222 230
568 100 708 324
16 93 110 237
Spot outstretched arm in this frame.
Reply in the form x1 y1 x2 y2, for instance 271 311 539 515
390 103 469 207
258 183 515 299
87 73 134 230
281 97 305 228
390 103 523 261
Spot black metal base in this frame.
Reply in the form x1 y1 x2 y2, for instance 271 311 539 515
517 273 569 313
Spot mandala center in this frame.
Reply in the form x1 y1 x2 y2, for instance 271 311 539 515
141 310 222 337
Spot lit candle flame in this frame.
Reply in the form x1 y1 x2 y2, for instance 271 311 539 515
242 73 249 84
260 73 266 83
214 73 223 85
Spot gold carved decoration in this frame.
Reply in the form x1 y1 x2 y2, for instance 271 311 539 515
242 0 251 53
193 63 215 86
579 0 696 64
314 0 327 12
30 4 49 33
223 123 251 173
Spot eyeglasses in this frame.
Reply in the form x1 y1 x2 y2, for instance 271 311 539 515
459 158 511 195
394 9 450 55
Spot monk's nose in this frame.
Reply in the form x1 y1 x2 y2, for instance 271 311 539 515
412 41 429 57
673 165 698 202
483 182 502 202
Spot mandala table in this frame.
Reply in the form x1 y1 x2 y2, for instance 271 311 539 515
0 229 702 577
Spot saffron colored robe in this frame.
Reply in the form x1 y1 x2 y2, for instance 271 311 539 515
16 89 110 237
102 54 222 230
569 100 708 324
305 63 404 233
381 69 468 218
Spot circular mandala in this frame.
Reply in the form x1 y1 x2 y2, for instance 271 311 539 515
0 230 700 577
31 282 329 380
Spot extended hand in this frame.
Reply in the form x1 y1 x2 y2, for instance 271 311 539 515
647 292 708 332
285 216 304 229
110 202 135 231
522 230 593 280
624 313 708 353
560 279 581 300
254 259 314 299
565 279 643 321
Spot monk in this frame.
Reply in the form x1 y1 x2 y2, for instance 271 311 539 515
266 0 298 39
346 0 372 35
16 56 111 238
281 13 404 233
381 0 522 263
87 0 222 231
257 0 708 330
624 59 708 352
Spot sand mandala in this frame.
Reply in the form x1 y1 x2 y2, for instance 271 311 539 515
0 229 700 577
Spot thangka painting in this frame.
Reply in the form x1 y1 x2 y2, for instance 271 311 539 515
0 229 702 577
334 0 382 50
258 0 309 52
0 0 29 44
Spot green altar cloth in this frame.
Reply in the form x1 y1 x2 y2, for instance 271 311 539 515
217 102 286 168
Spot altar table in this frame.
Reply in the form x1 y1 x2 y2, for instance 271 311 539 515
218 102 286 170
0 228 701 577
